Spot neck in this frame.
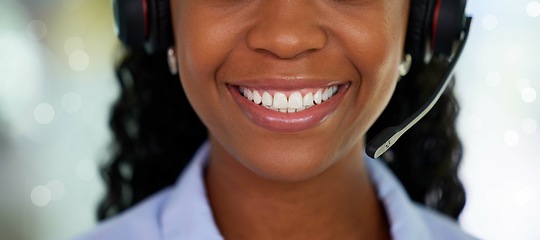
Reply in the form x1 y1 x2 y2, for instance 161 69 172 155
204 139 390 240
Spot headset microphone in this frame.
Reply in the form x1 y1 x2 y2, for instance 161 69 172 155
366 16 472 159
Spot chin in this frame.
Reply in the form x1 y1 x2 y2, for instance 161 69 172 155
238 143 337 183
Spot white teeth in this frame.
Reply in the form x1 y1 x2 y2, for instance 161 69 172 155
273 92 288 108
313 89 322 104
262 91 273 107
240 86 339 113
288 92 303 109
322 88 331 101
253 90 262 104
243 88 254 101
303 92 314 107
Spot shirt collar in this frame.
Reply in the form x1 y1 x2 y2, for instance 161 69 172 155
161 141 223 240
364 156 432 240
160 141 432 240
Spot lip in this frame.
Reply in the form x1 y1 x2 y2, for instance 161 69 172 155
228 80 350 133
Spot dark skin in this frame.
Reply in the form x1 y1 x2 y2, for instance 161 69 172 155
206 137 391 240
170 0 410 239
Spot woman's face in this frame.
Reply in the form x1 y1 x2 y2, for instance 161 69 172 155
171 0 410 181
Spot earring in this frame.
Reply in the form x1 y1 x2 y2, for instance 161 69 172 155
167 47 178 75
398 53 412 77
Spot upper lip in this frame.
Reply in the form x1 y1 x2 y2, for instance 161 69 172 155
227 77 349 90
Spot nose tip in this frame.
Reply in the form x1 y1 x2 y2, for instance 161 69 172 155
247 28 327 59
246 6 328 59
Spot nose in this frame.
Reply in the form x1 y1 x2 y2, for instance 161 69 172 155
246 2 328 59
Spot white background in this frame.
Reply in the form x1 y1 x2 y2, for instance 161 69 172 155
0 0 538 239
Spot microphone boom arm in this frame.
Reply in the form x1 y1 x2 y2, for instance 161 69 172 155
366 17 472 159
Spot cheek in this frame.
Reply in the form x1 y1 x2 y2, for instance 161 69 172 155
356 41 401 139
337 14 404 142
171 4 239 133
175 16 226 84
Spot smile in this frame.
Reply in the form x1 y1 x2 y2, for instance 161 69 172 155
229 82 350 133
238 86 339 113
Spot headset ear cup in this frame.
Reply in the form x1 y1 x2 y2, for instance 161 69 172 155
433 0 467 56
405 0 436 75
144 0 173 54
113 0 147 46
405 0 468 73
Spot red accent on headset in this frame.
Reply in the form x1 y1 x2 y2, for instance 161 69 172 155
431 0 442 51
142 0 148 38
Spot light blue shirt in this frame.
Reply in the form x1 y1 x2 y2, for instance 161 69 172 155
75 141 479 240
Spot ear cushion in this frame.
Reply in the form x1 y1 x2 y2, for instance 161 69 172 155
405 0 436 73
433 0 466 56
113 0 146 46
145 0 173 54
405 0 468 73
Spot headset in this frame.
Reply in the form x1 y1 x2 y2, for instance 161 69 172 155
367 0 472 158
113 0 173 54
112 0 473 159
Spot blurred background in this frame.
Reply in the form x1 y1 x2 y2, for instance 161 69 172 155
0 0 538 239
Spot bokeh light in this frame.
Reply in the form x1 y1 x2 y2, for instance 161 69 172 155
526 1 540 17
482 14 498 30
31 185 52 207
522 118 538 134
69 50 90 71
26 20 47 41
1 0 539 240
33 103 56 125
64 36 84 55
521 87 537 103
503 130 520 146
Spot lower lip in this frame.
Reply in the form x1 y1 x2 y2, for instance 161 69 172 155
229 84 349 133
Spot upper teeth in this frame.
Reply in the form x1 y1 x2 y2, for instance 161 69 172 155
239 86 339 113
